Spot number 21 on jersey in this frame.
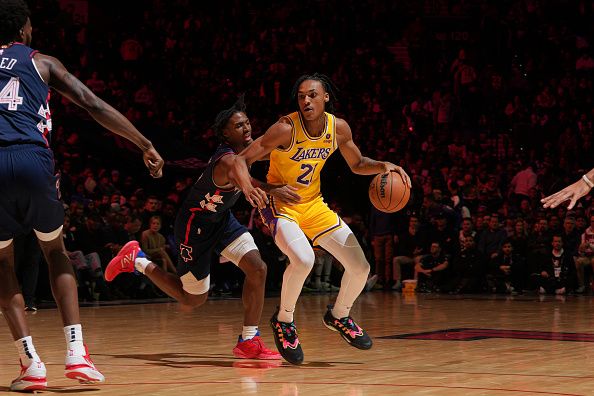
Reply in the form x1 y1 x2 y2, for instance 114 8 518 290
297 163 318 185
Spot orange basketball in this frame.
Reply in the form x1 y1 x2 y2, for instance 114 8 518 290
369 171 410 213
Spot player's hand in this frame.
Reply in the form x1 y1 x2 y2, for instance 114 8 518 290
143 146 164 178
381 162 412 188
244 187 269 209
269 185 301 205
541 178 591 209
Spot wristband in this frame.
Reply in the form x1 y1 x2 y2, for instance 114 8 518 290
582 174 594 189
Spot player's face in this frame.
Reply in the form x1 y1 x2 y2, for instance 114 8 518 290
21 18 32 46
297 80 329 121
223 112 252 148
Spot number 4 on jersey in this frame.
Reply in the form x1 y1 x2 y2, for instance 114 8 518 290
0 77 23 110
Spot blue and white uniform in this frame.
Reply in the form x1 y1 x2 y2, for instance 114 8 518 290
174 144 257 294
0 43 61 240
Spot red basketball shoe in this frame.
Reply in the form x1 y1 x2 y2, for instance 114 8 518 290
65 345 105 384
233 333 282 360
105 241 141 281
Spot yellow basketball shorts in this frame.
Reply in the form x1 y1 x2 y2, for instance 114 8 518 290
260 195 343 245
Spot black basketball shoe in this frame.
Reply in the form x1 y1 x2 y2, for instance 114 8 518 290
323 305 373 350
270 307 304 365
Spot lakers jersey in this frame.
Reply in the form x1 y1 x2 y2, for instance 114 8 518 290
267 112 337 203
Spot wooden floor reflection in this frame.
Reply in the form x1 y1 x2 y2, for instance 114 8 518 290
2 292 594 395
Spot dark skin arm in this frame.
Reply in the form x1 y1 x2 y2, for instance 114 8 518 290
215 152 300 207
231 119 295 203
33 53 164 178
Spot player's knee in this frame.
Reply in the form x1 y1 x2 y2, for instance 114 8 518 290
246 259 267 282
291 249 315 271
354 260 371 277
180 292 208 309
47 247 70 267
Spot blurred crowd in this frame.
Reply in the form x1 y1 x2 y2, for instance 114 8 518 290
18 0 594 307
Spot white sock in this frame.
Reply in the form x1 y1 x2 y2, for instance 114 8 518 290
277 306 295 323
15 336 41 366
242 326 259 340
331 303 351 319
134 257 151 274
64 324 86 356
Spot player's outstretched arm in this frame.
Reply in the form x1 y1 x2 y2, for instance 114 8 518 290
542 169 594 209
230 120 293 205
218 154 300 206
34 53 164 178
336 118 411 187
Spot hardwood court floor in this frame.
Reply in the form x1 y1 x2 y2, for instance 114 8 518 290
2 292 594 395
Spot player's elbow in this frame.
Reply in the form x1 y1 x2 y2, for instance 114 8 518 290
79 92 106 114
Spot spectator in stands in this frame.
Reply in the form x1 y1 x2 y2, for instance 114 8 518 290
575 215 594 293
489 240 525 294
537 235 572 295
477 214 507 259
393 216 425 290
140 216 176 274
369 207 397 290
449 235 486 293
415 241 450 293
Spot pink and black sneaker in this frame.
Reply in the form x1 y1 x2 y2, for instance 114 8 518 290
323 305 372 350
269 308 303 365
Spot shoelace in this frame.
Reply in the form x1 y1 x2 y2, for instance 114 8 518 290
336 317 358 334
278 321 298 342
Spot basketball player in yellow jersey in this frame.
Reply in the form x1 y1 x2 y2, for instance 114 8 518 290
231 73 411 364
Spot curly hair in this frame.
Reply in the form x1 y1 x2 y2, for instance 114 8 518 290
212 94 246 142
0 0 29 45
290 73 339 113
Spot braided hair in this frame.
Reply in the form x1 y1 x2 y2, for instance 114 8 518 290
0 0 29 45
290 73 339 113
212 94 246 143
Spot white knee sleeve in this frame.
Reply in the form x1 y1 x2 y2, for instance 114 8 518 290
220 232 258 266
180 272 210 295
275 219 315 270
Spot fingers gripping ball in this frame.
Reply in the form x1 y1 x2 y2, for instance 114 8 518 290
369 172 410 213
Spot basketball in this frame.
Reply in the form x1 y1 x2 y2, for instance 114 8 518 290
369 171 410 213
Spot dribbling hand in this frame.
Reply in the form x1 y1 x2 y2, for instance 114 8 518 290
381 162 412 188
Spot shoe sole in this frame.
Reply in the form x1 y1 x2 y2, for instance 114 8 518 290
232 348 259 359
11 378 47 391
323 319 373 350
65 370 105 384
232 349 282 360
